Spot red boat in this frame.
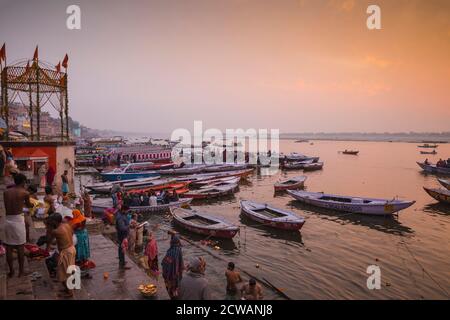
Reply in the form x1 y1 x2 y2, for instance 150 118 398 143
171 208 239 239
127 181 191 194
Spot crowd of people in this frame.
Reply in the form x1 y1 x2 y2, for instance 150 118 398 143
110 183 180 209
2 172 93 298
114 204 263 300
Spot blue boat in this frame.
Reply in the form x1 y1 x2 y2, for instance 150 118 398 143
100 164 160 181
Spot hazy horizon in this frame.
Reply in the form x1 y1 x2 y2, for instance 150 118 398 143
1 0 449 133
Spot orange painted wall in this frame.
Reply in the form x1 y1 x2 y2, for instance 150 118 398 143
11 146 57 170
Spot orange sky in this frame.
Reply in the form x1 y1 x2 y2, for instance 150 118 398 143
1 0 449 133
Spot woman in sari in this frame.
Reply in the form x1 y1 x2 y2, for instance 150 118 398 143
69 210 92 278
161 233 184 299
145 232 159 278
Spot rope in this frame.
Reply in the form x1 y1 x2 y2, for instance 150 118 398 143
401 241 449 298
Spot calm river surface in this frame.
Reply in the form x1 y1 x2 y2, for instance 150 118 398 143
80 140 450 299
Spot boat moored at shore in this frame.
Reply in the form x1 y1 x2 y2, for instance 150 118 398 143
287 190 415 215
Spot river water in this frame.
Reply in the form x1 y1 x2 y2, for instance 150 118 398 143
78 140 450 299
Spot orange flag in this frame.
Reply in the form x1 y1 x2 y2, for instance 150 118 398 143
55 62 61 72
33 46 39 61
62 54 69 69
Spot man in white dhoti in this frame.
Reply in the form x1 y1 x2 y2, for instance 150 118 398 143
3 173 32 277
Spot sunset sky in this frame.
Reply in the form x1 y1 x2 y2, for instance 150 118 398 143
1 0 449 133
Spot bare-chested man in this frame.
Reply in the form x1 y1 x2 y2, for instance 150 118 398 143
46 213 76 298
3 173 32 277
240 278 264 300
225 262 242 298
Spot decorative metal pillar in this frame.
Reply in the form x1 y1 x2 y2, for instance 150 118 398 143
28 74 34 139
36 65 40 141
64 73 69 140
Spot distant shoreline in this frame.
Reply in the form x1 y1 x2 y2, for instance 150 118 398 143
279 137 450 143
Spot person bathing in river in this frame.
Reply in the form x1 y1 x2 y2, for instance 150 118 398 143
225 262 242 299
240 278 263 300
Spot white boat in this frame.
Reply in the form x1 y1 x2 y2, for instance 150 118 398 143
287 190 415 215
240 200 305 230
84 177 167 194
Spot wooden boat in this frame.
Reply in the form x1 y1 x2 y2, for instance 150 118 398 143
274 176 307 192
181 183 238 199
84 177 170 194
282 160 314 170
175 168 254 183
91 198 193 215
119 161 174 171
171 207 239 238
100 163 160 181
418 144 438 148
198 177 240 189
416 162 450 176
341 150 359 155
190 176 240 188
420 150 437 154
203 164 248 173
281 153 319 163
75 167 99 175
287 190 415 215
158 164 207 175
240 200 305 230
303 162 324 171
127 182 190 195
438 178 450 190
423 187 450 205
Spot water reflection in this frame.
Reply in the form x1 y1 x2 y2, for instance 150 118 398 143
287 200 414 236
238 215 304 245
423 203 450 215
